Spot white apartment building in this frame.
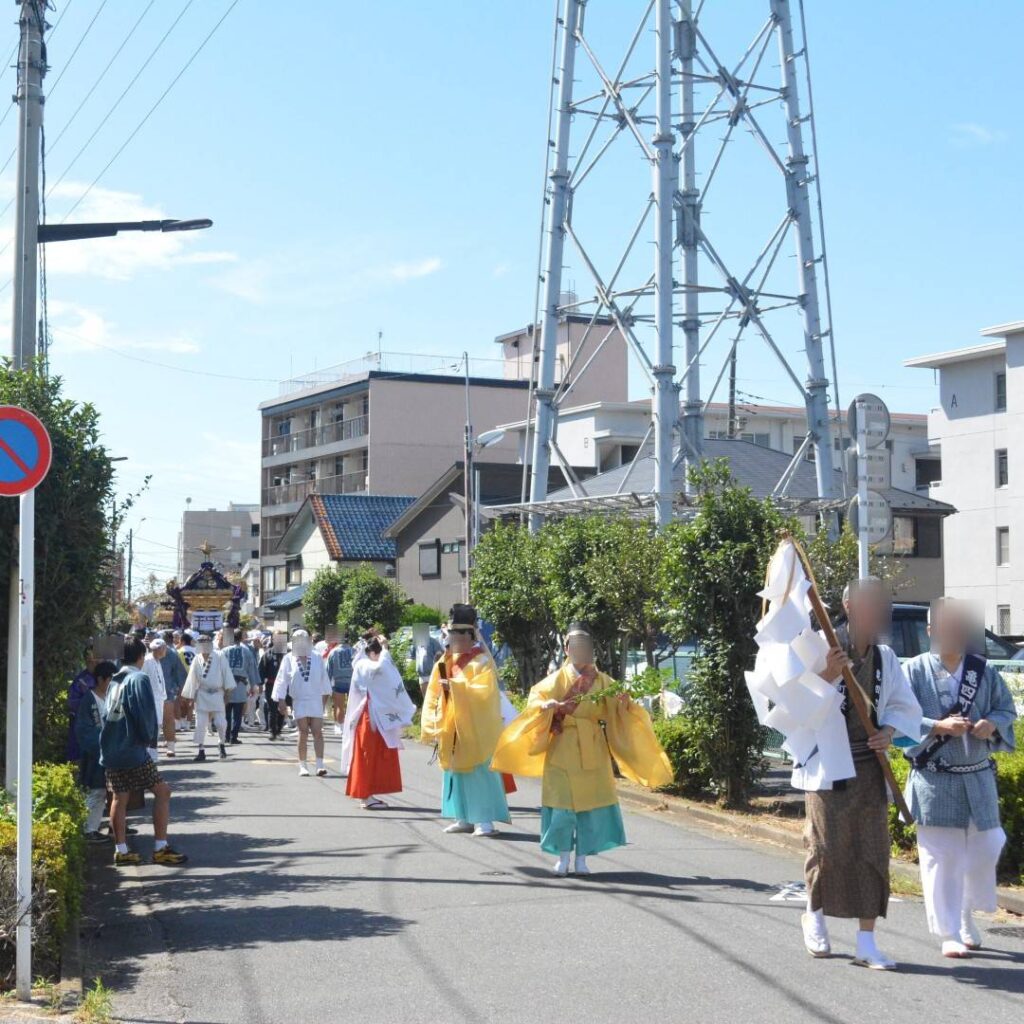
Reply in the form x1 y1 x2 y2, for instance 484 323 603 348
906 321 1024 634
497 399 933 492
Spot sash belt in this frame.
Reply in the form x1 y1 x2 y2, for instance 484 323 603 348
908 756 996 775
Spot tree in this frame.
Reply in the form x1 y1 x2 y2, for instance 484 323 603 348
0 364 119 764
336 564 405 637
471 521 557 692
661 460 793 807
303 565 350 634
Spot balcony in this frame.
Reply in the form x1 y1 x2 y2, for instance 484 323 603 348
262 414 368 458
263 470 368 508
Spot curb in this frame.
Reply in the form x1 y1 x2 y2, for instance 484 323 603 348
58 911 83 1011
617 782 1024 916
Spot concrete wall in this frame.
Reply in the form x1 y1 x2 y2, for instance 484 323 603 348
366 377 525 495
928 336 1023 632
178 506 259 581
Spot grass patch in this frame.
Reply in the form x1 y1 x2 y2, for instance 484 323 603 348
75 978 113 1024
889 870 923 898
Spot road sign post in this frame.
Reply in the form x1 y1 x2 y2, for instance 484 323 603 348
0 405 52 999
847 393 892 582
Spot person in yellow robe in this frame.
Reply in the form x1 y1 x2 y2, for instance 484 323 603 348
421 603 510 837
492 621 673 875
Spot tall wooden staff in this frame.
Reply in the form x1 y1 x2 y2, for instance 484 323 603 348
786 535 914 825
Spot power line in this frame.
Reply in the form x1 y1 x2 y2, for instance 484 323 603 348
59 0 241 223
45 0 198 199
46 0 108 99
46 0 157 155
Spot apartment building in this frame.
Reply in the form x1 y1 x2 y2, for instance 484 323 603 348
177 502 260 581
906 321 1024 633
257 322 628 603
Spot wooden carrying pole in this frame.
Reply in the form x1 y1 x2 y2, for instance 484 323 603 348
791 542 914 825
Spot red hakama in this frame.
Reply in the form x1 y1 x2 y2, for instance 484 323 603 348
346 707 403 799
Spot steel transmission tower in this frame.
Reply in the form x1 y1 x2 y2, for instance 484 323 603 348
526 0 840 527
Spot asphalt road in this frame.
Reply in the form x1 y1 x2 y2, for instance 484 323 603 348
81 728 1024 1024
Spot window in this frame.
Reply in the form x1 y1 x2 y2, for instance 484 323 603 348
362 395 370 417
457 541 467 574
250 549 259 560
915 459 941 489
286 558 302 585
620 444 640 464
250 523 260 537
892 515 942 558
997 605 1012 635
996 527 1010 566
262 565 284 593
995 372 1007 412
361 449 369 472
996 449 1009 488
418 541 440 577
743 432 770 448
276 418 291 436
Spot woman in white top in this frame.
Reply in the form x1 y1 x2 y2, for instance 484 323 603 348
272 629 332 777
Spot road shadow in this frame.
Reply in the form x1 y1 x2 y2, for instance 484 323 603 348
898 954 1024 996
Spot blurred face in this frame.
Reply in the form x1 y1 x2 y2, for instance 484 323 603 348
929 600 977 658
292 634 311 658
566 634 595 670
197 639 213 658
448 626 474 654
273 632 287 654
153 646 166 661
843 582 890 644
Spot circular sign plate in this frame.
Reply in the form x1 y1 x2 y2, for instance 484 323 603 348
0 405 53 497
847 392 891 450
847 490 893 544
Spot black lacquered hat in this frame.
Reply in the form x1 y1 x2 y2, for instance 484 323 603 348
448 603 477 627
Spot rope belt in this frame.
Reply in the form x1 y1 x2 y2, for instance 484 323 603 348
910 756 996 775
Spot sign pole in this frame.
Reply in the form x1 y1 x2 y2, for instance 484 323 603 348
15 488 34 999
856 399 869 580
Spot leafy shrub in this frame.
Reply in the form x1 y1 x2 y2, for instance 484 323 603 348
499 655 521 695
337 564 405 638
388 632 424 708
652 713 712 797
400 603 442 627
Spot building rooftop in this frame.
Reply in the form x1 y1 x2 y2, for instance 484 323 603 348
904 339 1007 370
306 493 417 561
265 582 308 611
540 437 953 514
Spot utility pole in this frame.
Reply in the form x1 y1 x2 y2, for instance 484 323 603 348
6 0 46 799
126 528 134 605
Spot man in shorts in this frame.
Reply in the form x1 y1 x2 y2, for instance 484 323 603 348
100 636 188 867
327 633 354 738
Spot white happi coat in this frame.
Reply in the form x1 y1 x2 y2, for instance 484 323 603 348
272 652 331 719
339 651 416 773
182 650 234 712
790 642 922 793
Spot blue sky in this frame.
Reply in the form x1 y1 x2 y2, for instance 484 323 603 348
1 0 1021 583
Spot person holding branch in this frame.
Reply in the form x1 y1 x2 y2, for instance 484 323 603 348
492 621 672 875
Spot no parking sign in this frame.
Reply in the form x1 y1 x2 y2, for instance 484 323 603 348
0 405 52 496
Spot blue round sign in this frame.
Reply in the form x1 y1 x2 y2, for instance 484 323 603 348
0 406 52 496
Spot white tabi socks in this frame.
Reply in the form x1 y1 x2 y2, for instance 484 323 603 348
801 908 830 958
553 853 570 876
960 909 982 950
854 930 896 971
574 855 591 875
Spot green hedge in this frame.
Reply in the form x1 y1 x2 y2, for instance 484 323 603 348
400 603 443 627
651 714 712 797
889 720 1024 884
0 762 87 984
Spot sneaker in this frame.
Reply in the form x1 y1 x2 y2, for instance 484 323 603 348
165 748 176 758
85 830 112 846
316 767 328 777
219 744 228 759
443 821 474 834
114 850 142 867
333 724 343 737
152 846 189 866
801 912 831 958
298 764 310 777
193 749 207 762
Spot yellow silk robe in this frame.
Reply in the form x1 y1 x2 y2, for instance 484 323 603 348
491 664 673 812
421 649 504 772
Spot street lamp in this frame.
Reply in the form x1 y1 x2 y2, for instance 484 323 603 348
38 218 213 244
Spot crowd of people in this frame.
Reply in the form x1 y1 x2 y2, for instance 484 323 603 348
64 587 1018 970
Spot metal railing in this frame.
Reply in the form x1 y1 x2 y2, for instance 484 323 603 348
262 470 368 508
262 415 368 457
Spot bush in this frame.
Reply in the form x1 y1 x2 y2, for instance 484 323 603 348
651 713 711 797
303 566 350 634
400 603 442 627
337 564 405 638
0 762 88 985
388 632 424 709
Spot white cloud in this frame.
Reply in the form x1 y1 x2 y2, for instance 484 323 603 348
0 179 238 280
949 122 1007 147
46 300 202 356
388 256 443 281
492 262 511 278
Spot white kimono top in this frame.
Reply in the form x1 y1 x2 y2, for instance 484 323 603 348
791 642 921 792
339 651 416 773
272 653 331 719
182 650 235 713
